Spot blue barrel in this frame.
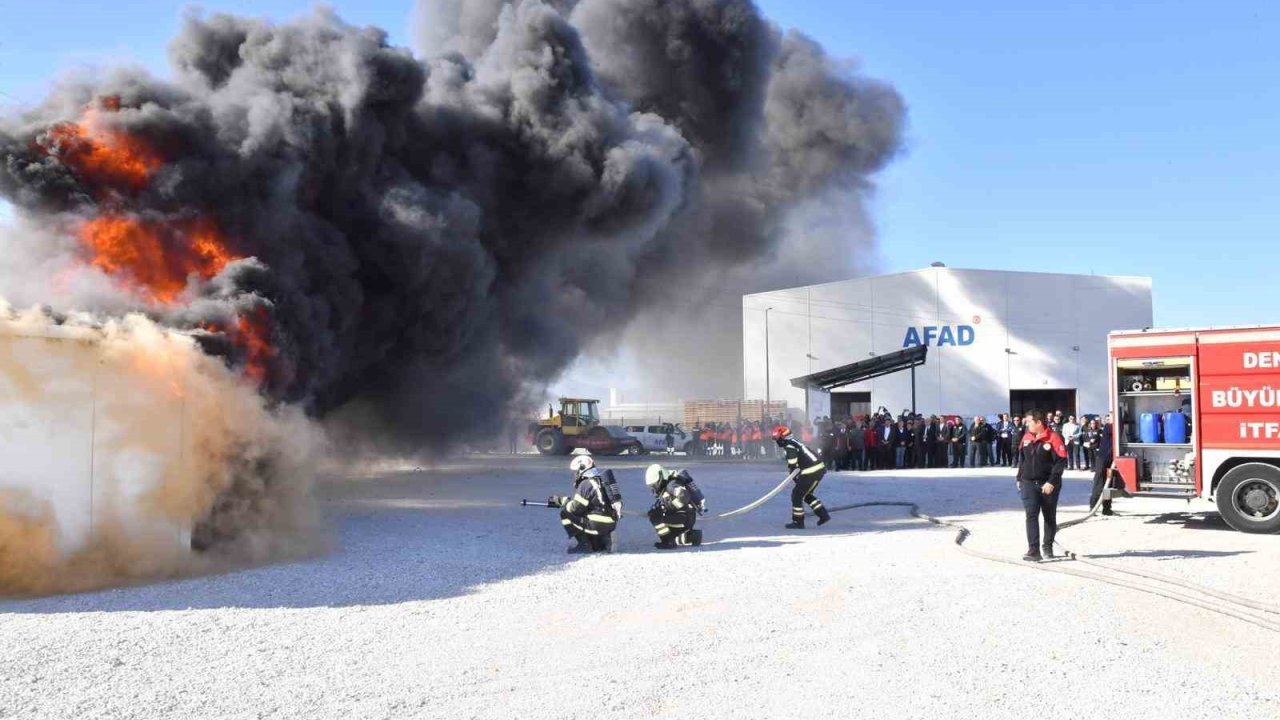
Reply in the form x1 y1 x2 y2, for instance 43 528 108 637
1164 411 1188 444
1139 413 1162 444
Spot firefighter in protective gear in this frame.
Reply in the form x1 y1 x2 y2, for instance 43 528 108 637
551 455 622 553
772 425 830 529
644 464 707 549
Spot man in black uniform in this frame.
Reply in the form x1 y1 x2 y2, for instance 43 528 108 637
773 425 830 529
1009 416 1024 469
971 416 993 468
1088 413 1117 516
552 455 622 553
950 418 967 468
1016 410 1068 561
644 463 707 548
912 417 927 469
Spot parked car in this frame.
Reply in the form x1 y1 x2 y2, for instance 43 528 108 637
621 423 695 454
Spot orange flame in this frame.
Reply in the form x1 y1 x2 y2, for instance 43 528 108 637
236 311 276 385
37 97 278 385
38 98 162 194
78 216 235 304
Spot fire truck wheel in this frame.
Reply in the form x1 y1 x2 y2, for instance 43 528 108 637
1216 463 1280 534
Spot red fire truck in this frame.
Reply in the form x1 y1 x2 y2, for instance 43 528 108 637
1109 326 1280 534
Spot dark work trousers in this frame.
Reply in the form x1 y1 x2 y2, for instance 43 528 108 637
790 469 827 522
648 505 698 545
1020 480 1061 551
1088 461 1113 514
979 443 992 467
560 508 617 551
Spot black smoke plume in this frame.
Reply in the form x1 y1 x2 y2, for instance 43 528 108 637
0 1 904 450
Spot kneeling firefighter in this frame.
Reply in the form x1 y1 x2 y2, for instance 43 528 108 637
644 464 707 549
773 425 830 529
551 455 623 554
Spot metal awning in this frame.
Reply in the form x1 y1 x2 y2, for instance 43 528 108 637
790 345 928 391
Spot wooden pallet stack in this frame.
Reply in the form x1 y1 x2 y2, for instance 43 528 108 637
682 400 787 426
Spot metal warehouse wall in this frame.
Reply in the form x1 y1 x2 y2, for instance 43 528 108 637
742 267 1154 418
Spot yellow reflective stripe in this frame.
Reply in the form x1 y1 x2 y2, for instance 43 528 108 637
801 463 825 475
787 459 798 467
666 523 685 530
657 527 672 536
670 498 686 509
561 519 573 526
586 514 616 524
573 494 590 506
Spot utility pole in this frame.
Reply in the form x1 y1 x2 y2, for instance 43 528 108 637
764 307 774 409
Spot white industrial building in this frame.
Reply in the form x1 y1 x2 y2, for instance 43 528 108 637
743 266 1154 422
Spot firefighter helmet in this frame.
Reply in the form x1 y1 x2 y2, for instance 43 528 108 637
645 463 669 493
771 425 792 443
570 455 595 475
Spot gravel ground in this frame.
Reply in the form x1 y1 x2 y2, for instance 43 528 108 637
2 457 1278 719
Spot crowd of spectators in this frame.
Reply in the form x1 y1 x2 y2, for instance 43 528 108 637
689 407 1104 472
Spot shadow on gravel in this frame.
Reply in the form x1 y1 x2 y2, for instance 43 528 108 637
0 463 1090 615
1141 512 1235 532
1081 548 1252 561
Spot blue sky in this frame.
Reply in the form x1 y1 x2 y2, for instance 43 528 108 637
1 0 1277 327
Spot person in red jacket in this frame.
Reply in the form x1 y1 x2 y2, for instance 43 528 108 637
863 424 878 470
1016 409 1068 562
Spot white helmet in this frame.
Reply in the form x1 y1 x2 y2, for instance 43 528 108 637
570 455 596 475
645 463 669 492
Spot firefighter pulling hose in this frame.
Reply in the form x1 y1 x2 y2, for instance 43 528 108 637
772 425 831 529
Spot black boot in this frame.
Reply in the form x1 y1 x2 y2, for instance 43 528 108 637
1042 545 1056 559
816 507 832 526
567 539 591 554
675 529 703 547
1022 549 1042 562
653 539 676 550
785 517 805 530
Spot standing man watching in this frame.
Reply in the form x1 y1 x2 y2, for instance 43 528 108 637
996 414 1012 467
950 418 967 468
1016 410 1068 562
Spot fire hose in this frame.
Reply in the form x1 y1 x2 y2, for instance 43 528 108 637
522 470 1280 630
824 490 1280 633
520 469 800 519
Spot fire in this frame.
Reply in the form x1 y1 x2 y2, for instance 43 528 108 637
236 311 276 385
78 216 235 304
35 96 278 385
38 98 162 194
